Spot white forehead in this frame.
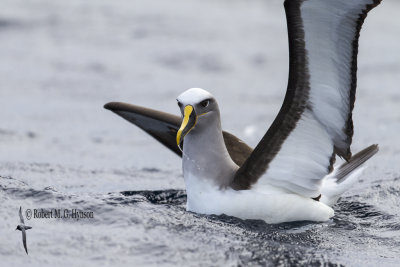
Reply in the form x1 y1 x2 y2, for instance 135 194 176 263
177 88 213 104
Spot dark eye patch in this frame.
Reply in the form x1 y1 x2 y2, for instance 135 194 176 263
200 99 210 108
177 101 183 108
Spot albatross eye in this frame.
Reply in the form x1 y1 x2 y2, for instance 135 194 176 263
177 101 183 108
200 99 210 108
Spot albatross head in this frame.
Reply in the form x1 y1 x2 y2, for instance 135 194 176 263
176 88 220 150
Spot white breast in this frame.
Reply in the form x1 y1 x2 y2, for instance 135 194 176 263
184 172 334 224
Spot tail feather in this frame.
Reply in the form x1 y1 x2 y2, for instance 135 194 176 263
320 144 379 207
336 144 379 183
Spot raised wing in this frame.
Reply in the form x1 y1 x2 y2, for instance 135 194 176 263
19 206 24 224
104 102 253 167
232 0 382 197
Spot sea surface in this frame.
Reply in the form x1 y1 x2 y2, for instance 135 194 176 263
1 0 400 266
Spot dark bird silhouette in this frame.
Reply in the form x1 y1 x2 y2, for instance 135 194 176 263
16 207 32 254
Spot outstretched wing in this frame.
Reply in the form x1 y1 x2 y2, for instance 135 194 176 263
232 0 382 197
104 102 253 167
22 228 28 254
105 102 182 156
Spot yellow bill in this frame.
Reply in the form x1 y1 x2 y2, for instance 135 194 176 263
176 105 197 150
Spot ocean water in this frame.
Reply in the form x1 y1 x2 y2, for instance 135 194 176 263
1 0 400 266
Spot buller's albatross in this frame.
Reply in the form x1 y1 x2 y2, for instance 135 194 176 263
105 0 382 223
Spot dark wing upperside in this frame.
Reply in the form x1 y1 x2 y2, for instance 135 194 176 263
232 0 382 197
104 102 253 167
105 102 182 156
222 131 253 167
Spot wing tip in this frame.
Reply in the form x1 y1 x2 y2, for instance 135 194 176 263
336 143 379 182
103 102 142 114
104 102 120 111
104 101 158 111
371 143 379 152
364 0 383 16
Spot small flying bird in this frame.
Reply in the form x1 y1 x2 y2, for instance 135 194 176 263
16 207 32 254
105 0 383 223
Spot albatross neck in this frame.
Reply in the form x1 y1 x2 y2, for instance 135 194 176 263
182 113 238 187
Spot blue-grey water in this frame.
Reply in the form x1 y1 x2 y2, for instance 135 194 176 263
1 0 400 266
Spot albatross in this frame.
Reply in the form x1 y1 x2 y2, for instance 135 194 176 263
105 0 382 223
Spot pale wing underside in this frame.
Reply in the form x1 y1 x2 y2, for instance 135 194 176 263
22 228 28 254
104 102 253 167
232 0 382 197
